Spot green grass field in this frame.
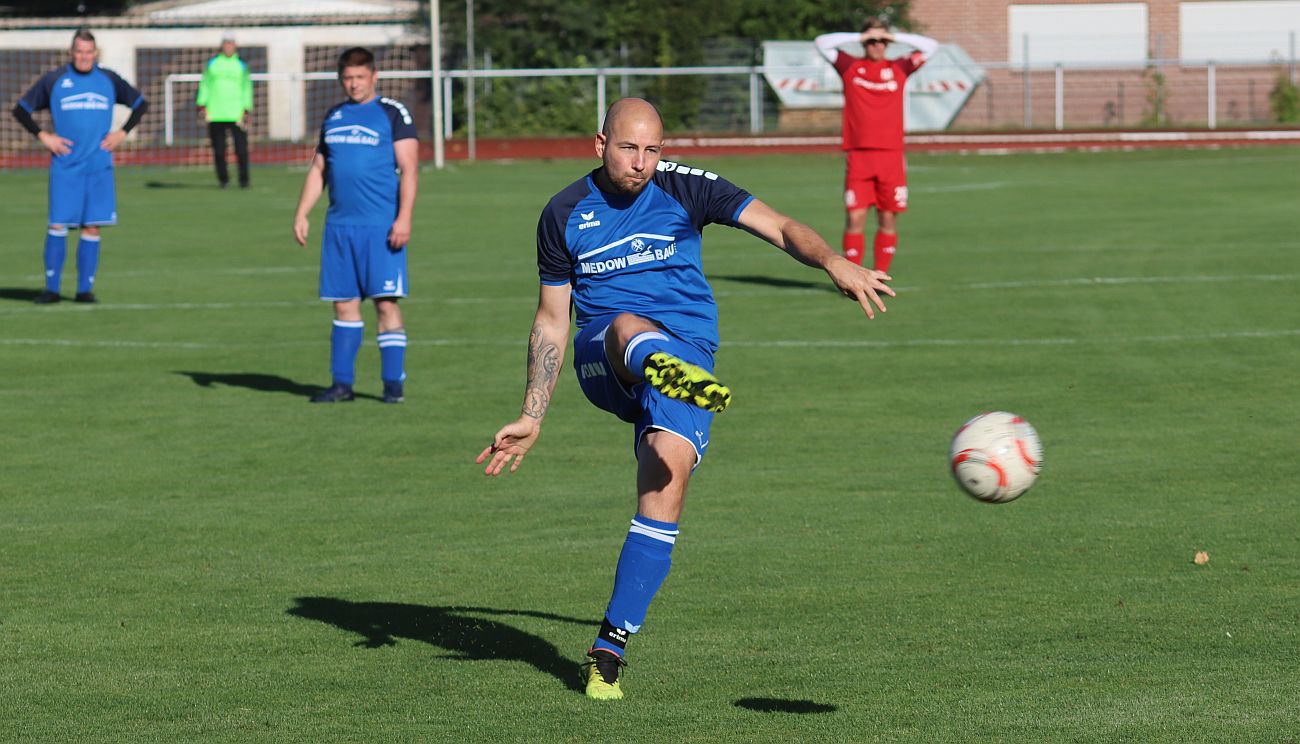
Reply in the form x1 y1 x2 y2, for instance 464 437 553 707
2 147 1298 742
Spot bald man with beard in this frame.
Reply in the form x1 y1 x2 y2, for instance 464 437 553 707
477 98 894 700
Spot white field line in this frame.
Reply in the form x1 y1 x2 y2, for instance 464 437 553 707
3 328 1298 352
964 273 1300 290
913 181 1011 193
0 272 1296 315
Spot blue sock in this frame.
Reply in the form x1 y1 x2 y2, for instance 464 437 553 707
330 320 364 386
377 328 407 383
76 233 101 295
623 330 671 375
593 514 679 656
43 227 68 293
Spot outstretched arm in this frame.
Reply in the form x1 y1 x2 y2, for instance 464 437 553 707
813 32 861 64
477 282 573 475
735 199 895 319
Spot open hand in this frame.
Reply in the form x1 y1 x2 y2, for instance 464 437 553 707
825 256 894 319
476 418 542 476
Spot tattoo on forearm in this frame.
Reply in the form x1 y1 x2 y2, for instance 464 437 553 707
522 324 561 420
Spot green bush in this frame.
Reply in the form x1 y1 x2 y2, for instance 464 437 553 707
1268 69 1299 123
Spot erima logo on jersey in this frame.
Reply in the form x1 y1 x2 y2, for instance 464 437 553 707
329 110 343 120
323 125 381 146
577 210 601 230
61 78 74 88
657 160 719 180
60 92 110 111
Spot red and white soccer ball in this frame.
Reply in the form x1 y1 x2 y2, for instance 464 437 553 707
949 412 1043 503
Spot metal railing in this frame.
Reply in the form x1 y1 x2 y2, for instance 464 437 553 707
162 58 1298 151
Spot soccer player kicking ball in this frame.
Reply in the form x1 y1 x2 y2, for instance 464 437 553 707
11 28 147 305
815 20 939 272
477 98 895 700
292 47 418 404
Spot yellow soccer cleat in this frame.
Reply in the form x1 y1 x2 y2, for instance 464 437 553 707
579 649 627 701
643 352 731 413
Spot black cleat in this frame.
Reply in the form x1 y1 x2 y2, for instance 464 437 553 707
34 290 61 304
74 292 97 304
310 383 355 403
382 381 405 404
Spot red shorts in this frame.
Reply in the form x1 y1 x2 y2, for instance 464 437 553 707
844 149 908 213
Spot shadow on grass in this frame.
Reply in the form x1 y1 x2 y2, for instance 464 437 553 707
734 697 837 714
144 180 217 189
287 596 591 693
709 274 828 291
174 371 381 401
0 287 44 303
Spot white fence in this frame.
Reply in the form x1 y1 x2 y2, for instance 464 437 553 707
161 58 1300 150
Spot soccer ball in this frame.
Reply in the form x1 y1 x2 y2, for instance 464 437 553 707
949 412 1043 503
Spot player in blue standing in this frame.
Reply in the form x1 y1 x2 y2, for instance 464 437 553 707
292 47 418 404
11 28 147 304
477 98 896 700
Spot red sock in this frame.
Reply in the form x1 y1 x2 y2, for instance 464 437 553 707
873 231 897 272
842 233 865 265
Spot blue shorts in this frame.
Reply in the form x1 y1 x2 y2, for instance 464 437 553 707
319 223 408 301
573 316 715 467
49 165 117 227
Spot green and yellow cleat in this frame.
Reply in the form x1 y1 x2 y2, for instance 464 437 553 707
579 649 627 701
643 352 731 413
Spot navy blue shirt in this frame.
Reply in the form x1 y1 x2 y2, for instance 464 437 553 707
537 160 754 354
316 96 418 226
18 64 145 172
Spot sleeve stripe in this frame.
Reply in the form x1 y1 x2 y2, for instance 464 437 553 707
731 195 755 224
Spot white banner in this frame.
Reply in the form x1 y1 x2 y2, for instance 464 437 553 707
761 41 986 132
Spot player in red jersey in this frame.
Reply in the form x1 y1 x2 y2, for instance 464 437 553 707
815 20 938 271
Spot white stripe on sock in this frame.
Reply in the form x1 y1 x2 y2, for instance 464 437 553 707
333 320 364 329
624 331 669 371
48 228 69 237
629 519 679 544
80 235 101 243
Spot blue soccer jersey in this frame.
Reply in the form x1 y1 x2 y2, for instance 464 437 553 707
317 96 417 226
536 161 754 354
18 64 144 172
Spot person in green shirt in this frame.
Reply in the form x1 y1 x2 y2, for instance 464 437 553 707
196 33 252 188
